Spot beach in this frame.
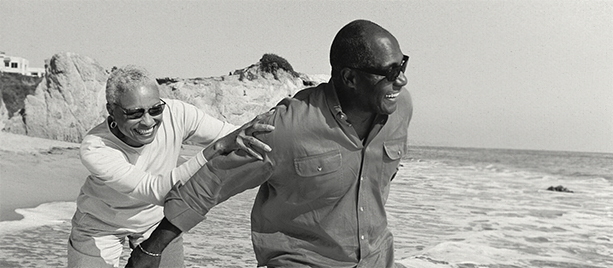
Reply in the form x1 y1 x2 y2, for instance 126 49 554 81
1 132 612 267
0 132 89 223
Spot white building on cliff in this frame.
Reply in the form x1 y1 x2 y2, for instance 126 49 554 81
0 51 45 77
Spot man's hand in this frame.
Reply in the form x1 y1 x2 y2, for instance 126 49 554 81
125 245 160 268
206 109 275 161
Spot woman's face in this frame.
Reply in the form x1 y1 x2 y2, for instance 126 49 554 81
110 84 164 147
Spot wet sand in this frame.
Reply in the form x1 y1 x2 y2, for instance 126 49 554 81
0 132 88 222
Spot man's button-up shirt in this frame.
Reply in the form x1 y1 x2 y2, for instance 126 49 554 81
164 81 413 267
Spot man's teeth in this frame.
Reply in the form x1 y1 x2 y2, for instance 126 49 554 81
136 128 154 135
386 92 400 98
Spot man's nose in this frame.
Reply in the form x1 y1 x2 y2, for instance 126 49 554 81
394 71 408 87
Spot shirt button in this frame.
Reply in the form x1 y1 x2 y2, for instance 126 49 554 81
361 235 365 240
359 207 364 212
360 177 364 181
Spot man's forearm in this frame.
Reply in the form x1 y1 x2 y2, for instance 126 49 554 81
140 217 182 254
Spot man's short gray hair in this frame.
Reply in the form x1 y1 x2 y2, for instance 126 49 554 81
106 65 158 104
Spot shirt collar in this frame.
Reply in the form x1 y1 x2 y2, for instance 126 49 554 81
323 80 352 127
323 80 389 127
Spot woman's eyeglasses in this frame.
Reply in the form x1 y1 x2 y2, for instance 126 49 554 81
116 99 166 120
350 55 409 82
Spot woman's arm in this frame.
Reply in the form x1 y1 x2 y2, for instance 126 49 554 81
79 107 274 206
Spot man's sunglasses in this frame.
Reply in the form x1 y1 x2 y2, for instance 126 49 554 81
116 99 166 120
351 55 409 82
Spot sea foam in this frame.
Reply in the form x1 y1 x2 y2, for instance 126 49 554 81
0 202 75 236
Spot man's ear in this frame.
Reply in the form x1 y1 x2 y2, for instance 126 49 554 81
340 68 358 90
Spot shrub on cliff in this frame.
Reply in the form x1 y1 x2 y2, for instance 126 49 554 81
0 72 42 118
259 53 299 79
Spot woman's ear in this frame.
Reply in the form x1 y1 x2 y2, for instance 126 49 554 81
106 103 113 115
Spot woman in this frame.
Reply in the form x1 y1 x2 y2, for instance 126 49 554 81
67 65 272 267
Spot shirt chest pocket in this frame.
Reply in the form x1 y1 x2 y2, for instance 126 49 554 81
288 150 347 203
383 139 405 162
294 150 341 177
382 139 406 182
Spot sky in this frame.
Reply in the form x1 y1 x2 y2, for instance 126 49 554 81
1 0 611 153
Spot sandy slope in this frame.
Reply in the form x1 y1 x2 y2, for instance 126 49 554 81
0 132 89 221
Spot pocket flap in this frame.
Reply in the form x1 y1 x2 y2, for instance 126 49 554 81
294 150 342 177
383 140 406 160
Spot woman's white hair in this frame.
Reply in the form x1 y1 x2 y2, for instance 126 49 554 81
106 65 158 104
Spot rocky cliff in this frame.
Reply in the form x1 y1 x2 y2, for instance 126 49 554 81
23 53 109 142
159 61 328 125
1 52 329 143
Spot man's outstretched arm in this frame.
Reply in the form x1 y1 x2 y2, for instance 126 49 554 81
125 217 181 268
126 149 274 267
126 110 277 267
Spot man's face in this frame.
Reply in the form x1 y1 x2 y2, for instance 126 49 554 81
354 34 408 115
111 83 164 147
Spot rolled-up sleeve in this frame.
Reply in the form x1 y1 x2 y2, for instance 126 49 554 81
164 152 274 232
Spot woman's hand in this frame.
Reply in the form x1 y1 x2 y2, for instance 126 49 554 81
231 109 275 160
204 110 275 161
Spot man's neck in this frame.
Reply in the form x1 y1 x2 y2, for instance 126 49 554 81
334 85 377 141
345 110 376 141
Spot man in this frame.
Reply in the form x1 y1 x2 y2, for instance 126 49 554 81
128 19 413 267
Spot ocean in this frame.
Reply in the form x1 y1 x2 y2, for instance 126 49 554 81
389 146 613 268
0 146 611 267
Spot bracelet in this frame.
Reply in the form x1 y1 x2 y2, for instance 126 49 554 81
137 243 162 257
